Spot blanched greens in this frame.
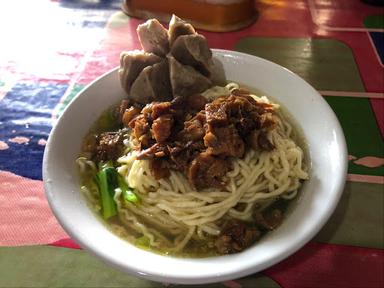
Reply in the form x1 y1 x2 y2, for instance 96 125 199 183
95 161 139 219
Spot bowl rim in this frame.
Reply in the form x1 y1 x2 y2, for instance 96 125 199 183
43 49 348 284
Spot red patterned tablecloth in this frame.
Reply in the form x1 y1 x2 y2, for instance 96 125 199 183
0 1 383 287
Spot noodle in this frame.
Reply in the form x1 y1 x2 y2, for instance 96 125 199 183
113 100 308 251
78 83 309 255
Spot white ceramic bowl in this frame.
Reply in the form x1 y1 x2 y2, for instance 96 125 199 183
43 50 348 284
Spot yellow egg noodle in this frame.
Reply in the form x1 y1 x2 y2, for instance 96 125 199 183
77 83 308 253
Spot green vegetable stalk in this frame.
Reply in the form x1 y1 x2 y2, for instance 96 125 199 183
95 161 140 220
135 236 150 249
117 173 140 205
95 166 117 219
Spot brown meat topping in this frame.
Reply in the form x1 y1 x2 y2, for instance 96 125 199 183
124 88 277 190
137 143 168 160
150 158 170 179
215 220 261 254
186 94 208 112
188 152 228 189
151 102 172 119
254 208 284 231
203 94 275 157
93 132 124 162
115 99 130 123
152 114 174 143
258 131 275 151
178 111 206 142
122 106 141 127
169 141 204 172
204 125 245 158
131 114 151 148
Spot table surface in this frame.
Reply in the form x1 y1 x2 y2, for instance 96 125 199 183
0 0 383 287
